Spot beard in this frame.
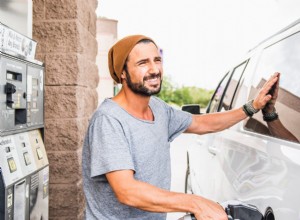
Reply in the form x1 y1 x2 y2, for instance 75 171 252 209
125 70 162 97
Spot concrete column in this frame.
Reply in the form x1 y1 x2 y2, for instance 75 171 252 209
32 0 99 219
96 17 117 105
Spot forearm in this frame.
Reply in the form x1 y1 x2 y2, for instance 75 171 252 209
106 170 216 214
116 178 202 213
186 107 247 134
267 119 299 142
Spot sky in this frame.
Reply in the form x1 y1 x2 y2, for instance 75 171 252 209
96 0 300 89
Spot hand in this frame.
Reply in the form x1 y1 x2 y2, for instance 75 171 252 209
263 73 280 113
194 198 228 220
252 72 280 111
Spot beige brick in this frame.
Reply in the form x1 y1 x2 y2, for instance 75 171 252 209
33 0 45 20
45 53 99 88
49 182 84 218
45 0 77 19
45 86 78 119
48 151 81 184
77 22 98 60
44 118 88 151
44 86 98 119
77 54 99 88
33 21 79 53
45 53 79 85
77 87 98 118
88 0 98 10
78 1 97 37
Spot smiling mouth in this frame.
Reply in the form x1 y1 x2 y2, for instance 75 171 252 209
144 74 161 83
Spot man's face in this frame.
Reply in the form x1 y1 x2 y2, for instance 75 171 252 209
123 42 163 96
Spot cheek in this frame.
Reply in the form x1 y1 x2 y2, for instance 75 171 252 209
134 67 149 79
127 69 146 82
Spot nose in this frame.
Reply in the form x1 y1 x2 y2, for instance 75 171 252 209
148 61 160 74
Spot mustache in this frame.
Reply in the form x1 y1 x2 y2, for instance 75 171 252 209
143 73 161 81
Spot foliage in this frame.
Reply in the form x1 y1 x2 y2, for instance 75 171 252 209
156 75 214 108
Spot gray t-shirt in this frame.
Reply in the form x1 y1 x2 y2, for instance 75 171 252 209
82 96 192 220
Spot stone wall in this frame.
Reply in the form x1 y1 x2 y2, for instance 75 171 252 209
32 0 99 219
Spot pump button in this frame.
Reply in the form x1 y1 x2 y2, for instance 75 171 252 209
5 83 16 94
6 99 14 104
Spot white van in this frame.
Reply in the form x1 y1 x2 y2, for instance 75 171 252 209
183 18 300 220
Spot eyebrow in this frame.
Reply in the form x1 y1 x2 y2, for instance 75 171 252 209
136 58 149 65
136 56 162 65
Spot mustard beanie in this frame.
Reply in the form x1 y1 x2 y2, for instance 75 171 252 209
108 35 155 84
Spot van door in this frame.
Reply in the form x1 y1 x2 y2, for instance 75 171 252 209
212 31 300 219
188 61 247 200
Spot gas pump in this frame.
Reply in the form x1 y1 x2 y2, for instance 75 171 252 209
0 23 48 220
179 201 265 220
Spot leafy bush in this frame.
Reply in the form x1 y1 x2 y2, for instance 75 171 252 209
156 75 214 108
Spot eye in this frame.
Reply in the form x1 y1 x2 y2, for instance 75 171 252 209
137 59 148 66
155 57 162 63
138 61 147 65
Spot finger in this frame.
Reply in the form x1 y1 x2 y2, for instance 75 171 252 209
262 73 279 96
263 94 272 105
273 73 280 99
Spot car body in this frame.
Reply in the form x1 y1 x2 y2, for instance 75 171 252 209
183 18 300 219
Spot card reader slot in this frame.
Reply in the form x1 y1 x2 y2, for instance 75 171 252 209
6 70 22 81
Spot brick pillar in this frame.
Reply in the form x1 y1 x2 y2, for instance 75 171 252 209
32 0 99 219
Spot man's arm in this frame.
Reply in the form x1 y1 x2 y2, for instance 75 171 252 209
185 72 280 135
266 118 299 142
262 73 299 142
106 170 227 220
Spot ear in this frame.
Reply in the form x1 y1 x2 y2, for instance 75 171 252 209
121 70 126 80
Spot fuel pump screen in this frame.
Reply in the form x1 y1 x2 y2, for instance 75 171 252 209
7 157 17 173
36 148 43 160
23 152 31 165
6 71 22 81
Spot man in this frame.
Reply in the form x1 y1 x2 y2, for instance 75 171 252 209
82 35 279 220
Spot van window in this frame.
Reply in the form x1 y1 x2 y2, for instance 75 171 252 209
207 72 230 113
244 32 300 143
207 61 247 113
221 61 248 111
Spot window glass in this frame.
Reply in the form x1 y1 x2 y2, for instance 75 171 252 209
220 61 247 111
244 32 300 143
207 72 230 113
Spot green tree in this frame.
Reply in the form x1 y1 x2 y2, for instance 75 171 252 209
157 75 214 109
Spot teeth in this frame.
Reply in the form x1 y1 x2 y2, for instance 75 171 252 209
147 76 159 81
148 78 158 82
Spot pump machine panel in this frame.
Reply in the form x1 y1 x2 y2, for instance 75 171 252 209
0 23 47 220
0 130 49 220
0 53 44 136
1 21 47 220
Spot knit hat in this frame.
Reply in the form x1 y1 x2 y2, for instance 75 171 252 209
108 35 156 84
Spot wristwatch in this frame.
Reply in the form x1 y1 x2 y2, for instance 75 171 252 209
242 100 259 117
262 108 278 122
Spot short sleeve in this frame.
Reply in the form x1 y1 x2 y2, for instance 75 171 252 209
88 115 135 178
167 105 193 142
